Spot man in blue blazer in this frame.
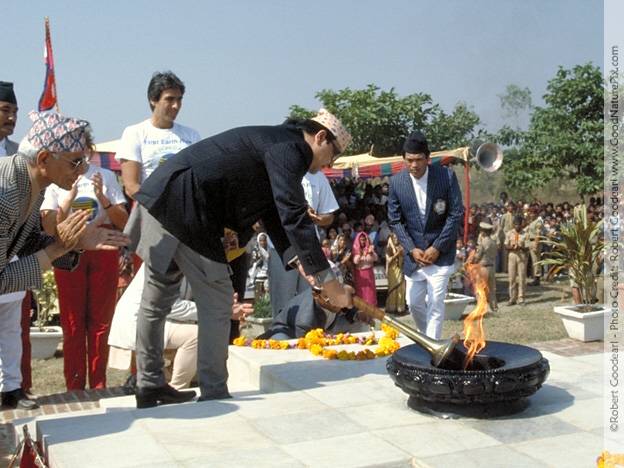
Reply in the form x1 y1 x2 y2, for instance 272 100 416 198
387 131 464 339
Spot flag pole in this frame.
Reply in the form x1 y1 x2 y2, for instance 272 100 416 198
39 16 59 113
45 17 60 112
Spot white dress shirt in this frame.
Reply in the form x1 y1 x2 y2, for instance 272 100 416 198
409 166 428 220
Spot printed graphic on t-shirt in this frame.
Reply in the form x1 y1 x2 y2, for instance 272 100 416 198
142 137 194 177
72 196 98 222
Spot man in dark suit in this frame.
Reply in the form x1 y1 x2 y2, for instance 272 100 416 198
387 130 463 339
0 111 128 408
133 109 354 408
0 82 18 156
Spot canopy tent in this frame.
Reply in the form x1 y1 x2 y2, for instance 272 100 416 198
322 147 470 179
92 139 120 172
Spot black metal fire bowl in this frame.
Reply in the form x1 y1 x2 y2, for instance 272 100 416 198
386 341 550 418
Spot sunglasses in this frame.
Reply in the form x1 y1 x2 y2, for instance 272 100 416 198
52 153 90 170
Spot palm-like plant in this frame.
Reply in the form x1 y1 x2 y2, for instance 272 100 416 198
539 204 604 307
32 270 59 330
252 293 272 319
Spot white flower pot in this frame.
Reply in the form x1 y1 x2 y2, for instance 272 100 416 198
30 326 63 359
444 293 476 320
240 316 273 339
553 304 606 342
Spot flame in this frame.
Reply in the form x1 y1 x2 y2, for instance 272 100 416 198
462 252 490 368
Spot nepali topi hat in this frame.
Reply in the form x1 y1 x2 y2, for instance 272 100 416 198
24 111 91 153
311 108 352 154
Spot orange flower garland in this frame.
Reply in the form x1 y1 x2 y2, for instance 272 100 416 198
232 324 400 360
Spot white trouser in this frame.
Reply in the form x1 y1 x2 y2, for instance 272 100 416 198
0 299 24 392
405 264 454 340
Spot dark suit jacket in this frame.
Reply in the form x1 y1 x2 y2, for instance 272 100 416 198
135 124 329 276
387 165 464 276
5 138 18 155
259 289 326 339
0 155 78 294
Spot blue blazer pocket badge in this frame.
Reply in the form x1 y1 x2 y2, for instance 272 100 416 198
433 198 446 215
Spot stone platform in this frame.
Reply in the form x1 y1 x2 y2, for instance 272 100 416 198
9 334 607 467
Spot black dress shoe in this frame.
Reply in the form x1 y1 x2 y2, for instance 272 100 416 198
197 391 232 402
1 389 39 410
135 384 196 409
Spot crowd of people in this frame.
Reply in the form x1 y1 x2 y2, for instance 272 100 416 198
249 175 603 316
0 72 602 412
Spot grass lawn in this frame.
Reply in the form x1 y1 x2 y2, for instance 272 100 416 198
440 276 569 344
30 275 571 397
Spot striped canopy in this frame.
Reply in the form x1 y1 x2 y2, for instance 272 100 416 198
322 147 470 179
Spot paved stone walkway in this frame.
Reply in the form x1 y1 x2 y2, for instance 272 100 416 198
1 337 606 467
1 387 127 464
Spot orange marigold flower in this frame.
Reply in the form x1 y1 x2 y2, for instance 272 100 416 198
336 350 351 360
232 336 247 346
381 324 399 340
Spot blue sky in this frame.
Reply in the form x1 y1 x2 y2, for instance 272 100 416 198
5 0 602 144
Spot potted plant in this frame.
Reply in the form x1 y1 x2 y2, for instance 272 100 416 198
540 204 605 341
445 292 476 320
241 293 273 338
31 270 63 359
445 268 475 320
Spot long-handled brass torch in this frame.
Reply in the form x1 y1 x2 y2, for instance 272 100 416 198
351 296 460 368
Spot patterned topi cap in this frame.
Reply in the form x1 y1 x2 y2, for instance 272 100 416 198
24 111 91 153
311 108 352 154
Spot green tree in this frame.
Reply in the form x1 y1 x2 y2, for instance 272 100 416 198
497 63 603 198
498 84 532 128
289 84 480 156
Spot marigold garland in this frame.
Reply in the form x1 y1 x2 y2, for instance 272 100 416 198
232 323 400 360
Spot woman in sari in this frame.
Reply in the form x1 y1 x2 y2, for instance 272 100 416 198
385 232 405 314
331 233 353 286
352 232 378 306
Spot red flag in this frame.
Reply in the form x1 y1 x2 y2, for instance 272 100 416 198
38 17 58 112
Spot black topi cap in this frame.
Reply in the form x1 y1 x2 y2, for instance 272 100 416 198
403 130 430 156
0 82 17 105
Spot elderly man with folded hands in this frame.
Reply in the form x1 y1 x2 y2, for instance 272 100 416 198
0 111 128 409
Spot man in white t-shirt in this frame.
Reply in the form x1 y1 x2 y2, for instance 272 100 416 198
268 170 340 318
116 71 200 198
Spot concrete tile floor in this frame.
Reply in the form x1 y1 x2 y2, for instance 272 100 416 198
5 335 616 467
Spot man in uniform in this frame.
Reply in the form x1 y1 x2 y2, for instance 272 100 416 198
471 222 498 312
505 215 528 305
525 207 544 286
499 201 515 273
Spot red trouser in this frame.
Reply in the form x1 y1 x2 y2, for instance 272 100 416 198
20 291 33 392
55 249 120 390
